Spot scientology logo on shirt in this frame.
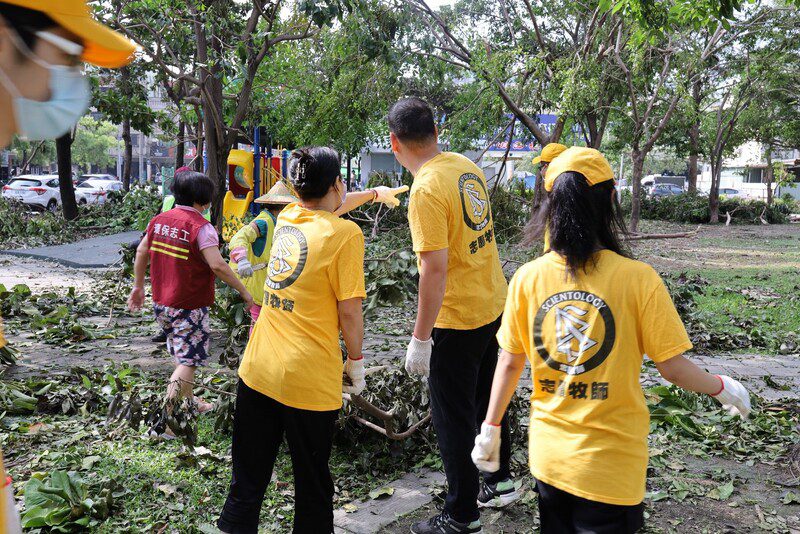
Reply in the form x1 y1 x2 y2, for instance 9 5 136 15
534 290 617 376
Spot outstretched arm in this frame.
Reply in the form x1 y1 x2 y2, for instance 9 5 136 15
335 186 410 216
656 354 751 418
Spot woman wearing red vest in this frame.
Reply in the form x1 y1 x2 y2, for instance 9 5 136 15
127 171 254 434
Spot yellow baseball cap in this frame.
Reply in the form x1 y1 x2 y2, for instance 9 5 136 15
2 0 137 68
532 143 567 165
543 146 614 192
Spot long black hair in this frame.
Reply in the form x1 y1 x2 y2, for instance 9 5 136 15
524 171 630 278
288 147 341 200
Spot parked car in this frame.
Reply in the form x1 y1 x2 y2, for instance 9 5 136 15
650 184 684 198
75 178 124 205
77 173 117 185
1 175 61 211
719 187 747 199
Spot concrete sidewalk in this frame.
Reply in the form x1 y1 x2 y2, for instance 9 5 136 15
1 230 141 268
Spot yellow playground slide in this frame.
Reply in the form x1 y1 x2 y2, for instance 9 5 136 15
222 190 253 242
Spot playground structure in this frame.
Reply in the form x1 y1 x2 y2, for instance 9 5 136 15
222 131 292 241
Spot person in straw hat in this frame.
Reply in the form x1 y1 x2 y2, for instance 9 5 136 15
0 1 136 532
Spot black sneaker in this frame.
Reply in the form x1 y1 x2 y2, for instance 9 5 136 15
410 511 482 534
151 331 168 343
477 479 520 508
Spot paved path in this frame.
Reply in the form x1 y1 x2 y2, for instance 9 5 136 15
334 470 445 534
1 230 141 268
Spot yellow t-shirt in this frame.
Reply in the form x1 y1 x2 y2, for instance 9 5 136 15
408 152 507 330
497 250 692 506
238 203 366 411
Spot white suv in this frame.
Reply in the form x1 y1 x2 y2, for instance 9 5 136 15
75 178 123 205
2 175 61 212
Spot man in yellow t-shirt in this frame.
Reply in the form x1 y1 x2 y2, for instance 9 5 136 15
388 98 513 534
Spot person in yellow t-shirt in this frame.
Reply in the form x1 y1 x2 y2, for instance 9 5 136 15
471 147 751 533
230 181 408 334
217 147 367 534
388 98 514 534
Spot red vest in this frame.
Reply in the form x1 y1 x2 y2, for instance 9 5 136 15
147 207 215 309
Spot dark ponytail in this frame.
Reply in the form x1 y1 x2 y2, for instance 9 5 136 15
288 147 341 200
523 172 630 278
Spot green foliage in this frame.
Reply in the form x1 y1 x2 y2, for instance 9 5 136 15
491 185 532 244
21 470 116 531
71 117 120 173
7 136 56 169
211 285 251 369
647 384 797 456
0 185 160 249
619 190 797 224
364 241 418 316
661 271 799 354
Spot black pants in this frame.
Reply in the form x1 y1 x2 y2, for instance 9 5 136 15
429 316 512 523
218 380 339 534
536 480 644 534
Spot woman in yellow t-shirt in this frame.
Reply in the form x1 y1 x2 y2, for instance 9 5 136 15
217 147 368 534
470 147 751 533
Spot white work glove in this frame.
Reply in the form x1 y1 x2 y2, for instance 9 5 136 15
405 336 433 377
711 375 751 419
373 185 410 208
237 258 254 278
471 422 501 473
4 480 22 534
343 357 366 395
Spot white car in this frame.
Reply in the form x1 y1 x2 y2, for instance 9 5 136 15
1 175 61 212
719 187 748 199
77 173 116 186
75 178 124 205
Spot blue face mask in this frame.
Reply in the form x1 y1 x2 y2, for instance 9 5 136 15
0 30 90 141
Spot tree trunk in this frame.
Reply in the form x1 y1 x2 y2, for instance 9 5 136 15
56 133 78 221
709 161 721 223
687 80 702 194
175 120 185 169
532 166 545 211
765 147 773 205
346 153 352 189
202 71 228 226
629 150 645 232
194 113 204 172
687 152 698 193
121 118 132 191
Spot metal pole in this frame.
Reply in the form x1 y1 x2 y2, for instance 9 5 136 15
252 126 261 214
138 133 144 184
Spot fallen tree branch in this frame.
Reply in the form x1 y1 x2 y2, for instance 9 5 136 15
625 226 701 240
344 390 432 440
759 205 769 225
725 206 742 226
